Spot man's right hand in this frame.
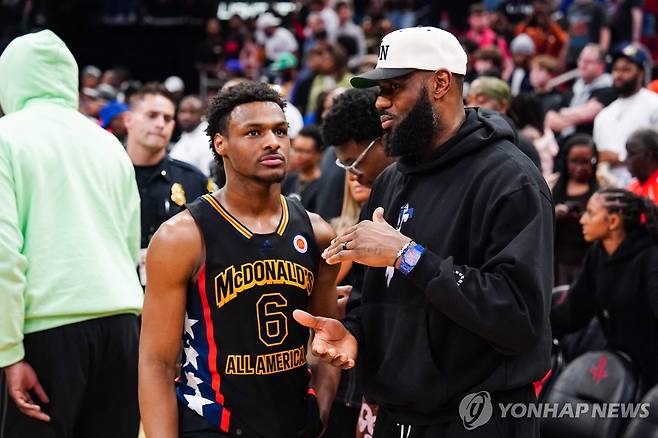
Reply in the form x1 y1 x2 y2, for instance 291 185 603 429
4 360 51 422
293 310 357 369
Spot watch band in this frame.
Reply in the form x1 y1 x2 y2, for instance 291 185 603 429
399 243 425 276
394 240 414 265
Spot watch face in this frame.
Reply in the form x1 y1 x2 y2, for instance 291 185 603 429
404 246 421 265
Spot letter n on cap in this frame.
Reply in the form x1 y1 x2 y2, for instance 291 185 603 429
378 45 389 61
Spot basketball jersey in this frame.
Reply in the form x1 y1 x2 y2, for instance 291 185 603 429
176 194 320 438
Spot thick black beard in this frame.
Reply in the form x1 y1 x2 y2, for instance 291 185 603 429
383 88 436 157
614 76 641 97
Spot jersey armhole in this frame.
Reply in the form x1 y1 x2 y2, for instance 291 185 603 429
190 218 207 280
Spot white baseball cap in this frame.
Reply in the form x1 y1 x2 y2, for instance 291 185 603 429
256 12 281 29
351 26 468 88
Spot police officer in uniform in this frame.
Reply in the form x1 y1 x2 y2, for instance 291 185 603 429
125 83 210 285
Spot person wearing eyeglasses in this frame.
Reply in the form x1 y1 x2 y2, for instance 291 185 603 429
549 134 601 286
322 88 394 189
320 87 394 438
295 27 553 437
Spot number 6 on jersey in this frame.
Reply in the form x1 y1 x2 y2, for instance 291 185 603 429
256 293 288 346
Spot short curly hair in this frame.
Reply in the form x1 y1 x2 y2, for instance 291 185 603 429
206 82 286 164
322 88 382 148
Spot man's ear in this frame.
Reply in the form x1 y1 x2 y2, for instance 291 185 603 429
430 70 452 100
124 111 134 129
213 133 227 157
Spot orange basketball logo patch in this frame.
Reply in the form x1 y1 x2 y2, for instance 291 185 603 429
293 235 308 254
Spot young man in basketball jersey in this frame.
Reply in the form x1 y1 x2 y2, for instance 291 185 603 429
139 83 340 437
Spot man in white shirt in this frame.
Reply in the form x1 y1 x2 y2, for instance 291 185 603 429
256 12 299 63
169 95 213 176
593 44 658 186
545 44 616 137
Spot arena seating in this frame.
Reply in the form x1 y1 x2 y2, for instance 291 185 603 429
541 350 641 438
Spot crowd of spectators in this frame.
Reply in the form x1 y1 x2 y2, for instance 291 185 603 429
5 0 658 289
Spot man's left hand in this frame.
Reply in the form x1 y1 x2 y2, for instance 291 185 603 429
322 207 411 268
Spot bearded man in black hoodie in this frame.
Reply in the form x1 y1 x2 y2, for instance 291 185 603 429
294 26 554 438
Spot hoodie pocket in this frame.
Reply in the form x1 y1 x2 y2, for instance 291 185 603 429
363 303 447 412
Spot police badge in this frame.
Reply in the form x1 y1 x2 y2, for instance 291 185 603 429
171 182 186 206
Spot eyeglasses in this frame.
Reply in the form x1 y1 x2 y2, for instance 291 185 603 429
334 138 378 175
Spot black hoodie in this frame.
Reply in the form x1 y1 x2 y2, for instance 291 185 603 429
552 228 658 387
342 108 554 424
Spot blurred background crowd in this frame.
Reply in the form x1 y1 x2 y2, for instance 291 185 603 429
3 0 658 286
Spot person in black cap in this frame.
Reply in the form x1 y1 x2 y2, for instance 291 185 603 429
294 26 553 437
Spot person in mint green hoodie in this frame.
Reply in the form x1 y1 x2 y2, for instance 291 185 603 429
0 30 143 437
